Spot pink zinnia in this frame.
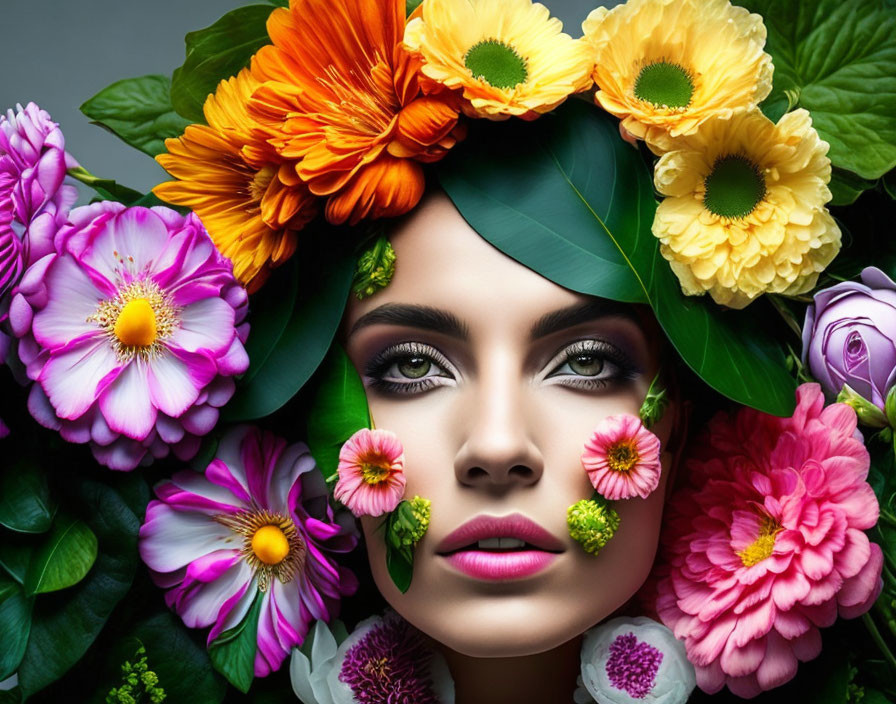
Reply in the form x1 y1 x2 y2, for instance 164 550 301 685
334 428 406 517
9 202 249 470
582 414 662 500
655 384 883 698
139 426 358 677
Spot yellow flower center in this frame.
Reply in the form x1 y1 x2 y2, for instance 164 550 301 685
361 459 392 485
737 516 781 567
251 524 291 566
113 298 157 347
704 154 767 219
249 165 276 203
634 61 694 109
607 440 640 473
363 657 391 682
465 39 529 89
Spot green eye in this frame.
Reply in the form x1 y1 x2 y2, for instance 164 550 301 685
568 354 604 376
398 356 432 379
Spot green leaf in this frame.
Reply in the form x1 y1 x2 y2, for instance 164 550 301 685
0 540 32 585
170 5 275 123
208 591 263 694
439 101 797 415
224 241 354 421
0 460 56 534
65 167 144 205
406 0 424 16
744 0 896 180
23 514 97 596
80 75 192 157
0 577 32 680
17 481 139 698
829 167 878 206
306 344 371 481
883 168 896 200
386 544 414 594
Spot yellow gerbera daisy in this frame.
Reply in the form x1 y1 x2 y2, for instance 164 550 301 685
403 0 594 121
583 0 773 151
154 69 317 293
652 108 840 309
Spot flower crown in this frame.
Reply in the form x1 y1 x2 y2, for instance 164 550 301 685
1 0 895 702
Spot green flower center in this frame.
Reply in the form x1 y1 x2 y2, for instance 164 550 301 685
703 154 767 219
634 61 694 108
464 39 528 89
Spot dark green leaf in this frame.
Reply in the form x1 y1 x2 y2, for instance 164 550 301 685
0 540 32 585
23 514 97 596
863 689 895 704
170 6 275 123
130 191 189 215
65 167 144 205
883 169 896 200
266 0 288 5
208 591 263 694
17 481 139 698
439 102 796 415
406 0 423 16
0 578 32 680
0 460 56 534
744 0 896 180
829 168 878 206
80 75 191 157
306 344 371 481
386 545 414 594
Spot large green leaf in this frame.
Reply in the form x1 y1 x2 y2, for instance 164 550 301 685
16 481 139 699
23 514 98 596
828 168 879 206
208 592 263 694
746 0 896 180
0 540 32 585
0 461 56 534
170 5 275 124
306 344 371 481
439 101 796 415
80 75 192 157
0 578 32 680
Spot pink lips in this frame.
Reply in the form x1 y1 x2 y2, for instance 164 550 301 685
436 514 564 581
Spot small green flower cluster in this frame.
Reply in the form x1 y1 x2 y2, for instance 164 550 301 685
353 236 397 300
387 495 432 555
106 646 166 704
567 496 620 556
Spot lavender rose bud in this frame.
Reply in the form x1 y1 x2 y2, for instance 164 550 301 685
802 267 896 411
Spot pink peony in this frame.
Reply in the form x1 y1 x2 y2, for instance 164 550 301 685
9 202 249 470
139 426 358 677
655 384 883 698
334 428 406 517
582 414 662 500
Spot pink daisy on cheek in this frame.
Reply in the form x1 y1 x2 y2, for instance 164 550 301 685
334 428 406 517
581 414 662 500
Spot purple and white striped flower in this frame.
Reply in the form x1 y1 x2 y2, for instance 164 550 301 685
140 426 359 677
576 617 695 704
9 201 248 470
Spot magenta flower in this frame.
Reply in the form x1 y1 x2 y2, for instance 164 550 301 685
0 103 77 300
581 414 662 500
655 384 883 697
139 426 359 677
9 202 249 470
334 428 406 517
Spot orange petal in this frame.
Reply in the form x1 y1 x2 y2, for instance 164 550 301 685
325 156 424 226
392 95 460 156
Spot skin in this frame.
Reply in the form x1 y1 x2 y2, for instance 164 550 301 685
342 192 676 703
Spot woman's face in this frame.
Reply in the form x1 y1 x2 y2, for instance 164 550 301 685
343 192 675 658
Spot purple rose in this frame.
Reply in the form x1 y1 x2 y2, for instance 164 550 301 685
802 267 896 410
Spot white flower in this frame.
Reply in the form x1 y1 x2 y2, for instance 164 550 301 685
580 617 695 704
291 620 342 704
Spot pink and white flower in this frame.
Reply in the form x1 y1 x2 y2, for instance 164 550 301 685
140 426 359 677
334 428 406 517
9 202 249 470
655 383 883 697
582 414 662 500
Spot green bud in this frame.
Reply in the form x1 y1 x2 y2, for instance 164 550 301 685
837 384 888 428
638 373 668 429
886 385 896 429
142 671 159 688
567 495 620 556
353 236 396 300
387 496 431 550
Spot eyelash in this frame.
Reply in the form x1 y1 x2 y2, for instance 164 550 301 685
364 339 638 396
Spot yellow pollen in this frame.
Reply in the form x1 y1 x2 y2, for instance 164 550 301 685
251 525 290 566
248 165 276 203
607 440 640 473
737 517 781 567
360 459 391 485
363 657 391 682
113 298 157 347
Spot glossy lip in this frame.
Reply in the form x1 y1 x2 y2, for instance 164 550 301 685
436 513 566 554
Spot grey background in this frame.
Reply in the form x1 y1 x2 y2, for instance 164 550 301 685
2 0 618 199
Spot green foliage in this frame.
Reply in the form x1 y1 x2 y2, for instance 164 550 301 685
439 101 797 415
384 498 431 593
0 541 32 585
170 6 275 124
0 577 32 680
829 168 880 206
106 645 166 704
23 513 97 596
66 167 144 206
208 592 263 694
0 460 56 534
81 75 191 157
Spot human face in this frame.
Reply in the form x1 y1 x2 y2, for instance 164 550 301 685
343 192 674 658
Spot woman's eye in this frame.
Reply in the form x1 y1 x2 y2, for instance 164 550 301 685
393 355 435 380
366 343 455 394
566 353 604 377
545 340 636 389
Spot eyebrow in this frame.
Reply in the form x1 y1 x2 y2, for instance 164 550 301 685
529 299 638 340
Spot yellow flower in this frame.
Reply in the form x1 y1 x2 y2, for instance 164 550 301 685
403 0 594 120
154 69 317 293
583 0 773 151
652 108 840 309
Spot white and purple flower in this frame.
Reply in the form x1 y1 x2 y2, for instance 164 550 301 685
140 426 359 677
8 201 249 469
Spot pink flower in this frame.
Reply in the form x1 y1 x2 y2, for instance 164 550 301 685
334 428 406 517
581 414 662 500
139 426 358 677
9 202 249 470
655 384 883 698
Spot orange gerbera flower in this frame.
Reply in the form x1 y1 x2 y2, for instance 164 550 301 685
154 69 316 293
250 0 463 226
